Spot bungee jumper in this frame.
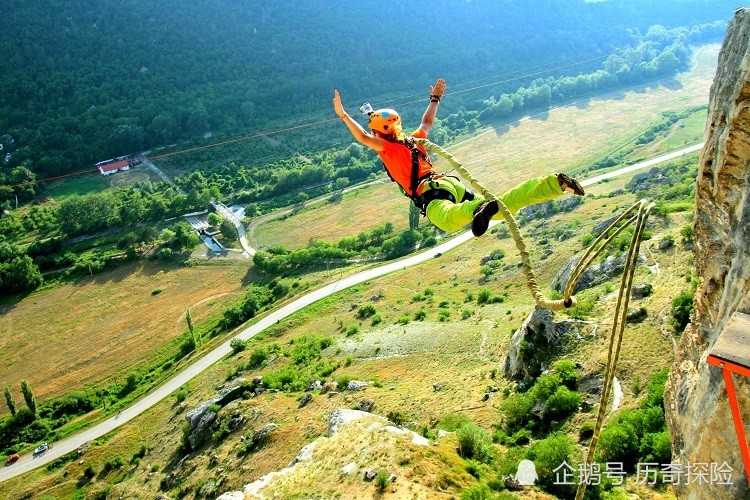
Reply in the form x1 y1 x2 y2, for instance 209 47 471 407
332 78 584 236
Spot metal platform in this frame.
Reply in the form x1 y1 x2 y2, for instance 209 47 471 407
707 311 750 484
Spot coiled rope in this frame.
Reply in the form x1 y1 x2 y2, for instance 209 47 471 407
415 139 654 497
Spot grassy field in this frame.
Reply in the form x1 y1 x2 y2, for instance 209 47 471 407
44 166 162 201
1 46 716 499
252 44 717 252
0 260 253 401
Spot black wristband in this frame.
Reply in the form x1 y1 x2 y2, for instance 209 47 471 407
430 94 441 103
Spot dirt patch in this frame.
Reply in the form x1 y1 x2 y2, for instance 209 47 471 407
337 321 483 359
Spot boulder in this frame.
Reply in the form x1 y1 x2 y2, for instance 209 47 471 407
185 378 251 429
554 253 645 294
289 439 320 466
591 215 619 236
251 423 278 450
298 392 313 408
658 237 674 250
630 283 653 299
341 462 358 476
346 380 368 391
188 411 217 450
626 167 661 192
357 399 375 412
328 409 371 437
503 307 579 382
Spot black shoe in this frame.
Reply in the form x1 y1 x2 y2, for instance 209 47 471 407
557 173 585 196
471 200 499 237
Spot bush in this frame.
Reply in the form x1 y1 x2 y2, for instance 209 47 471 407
375 469 390 492
174 386 189 403
501 392 535 433
103 455 125 471
639 430 672 463
230 338 248 354
543 386 582 421
83 465 96 478
456 422 496 464
641 368 669 410
553 360 578 389
460 484 493 500
357 304 376 319
527 433 577 498
670 290 694 333
596 421 640 469
371 313 382 326
437 412 472 432
132 443 148 462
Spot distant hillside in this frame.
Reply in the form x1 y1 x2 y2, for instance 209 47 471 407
0 0 733 179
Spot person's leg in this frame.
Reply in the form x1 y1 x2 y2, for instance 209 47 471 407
495 173 564 216
424 177 485 233
472 173 583 235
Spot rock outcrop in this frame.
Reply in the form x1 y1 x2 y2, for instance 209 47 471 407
664 8 750 499
504 307 580 382
216 409 430 499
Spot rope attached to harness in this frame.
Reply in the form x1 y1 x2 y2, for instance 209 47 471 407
415 138 577 310
413 138 653 497
573 200 653 500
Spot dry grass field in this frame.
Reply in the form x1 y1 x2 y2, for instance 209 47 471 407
252 44 717 252
0 260 252 401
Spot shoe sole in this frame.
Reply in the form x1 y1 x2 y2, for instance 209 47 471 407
558 173 585 196
471 201 499 236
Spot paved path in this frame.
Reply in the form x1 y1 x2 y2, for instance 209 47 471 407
0 143 703 483
211 200 254 257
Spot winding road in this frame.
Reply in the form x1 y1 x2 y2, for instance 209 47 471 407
0 142 703 483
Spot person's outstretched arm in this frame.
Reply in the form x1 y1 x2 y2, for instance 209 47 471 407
416 78 446 136
333 90 384 152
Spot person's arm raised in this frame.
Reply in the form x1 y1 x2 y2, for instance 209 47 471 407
417 78 446 136
333 90 384 151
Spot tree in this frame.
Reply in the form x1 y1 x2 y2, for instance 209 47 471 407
0 253 43 295
186 308 199 347
20 379 36 416
220 219 237 241
4 386 16 416
207 212 222 227
409 203 420 230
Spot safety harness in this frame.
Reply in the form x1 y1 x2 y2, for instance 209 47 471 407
383 136 473 215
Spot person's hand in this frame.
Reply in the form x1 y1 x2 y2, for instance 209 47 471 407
333 90 346 118
430 78 446 98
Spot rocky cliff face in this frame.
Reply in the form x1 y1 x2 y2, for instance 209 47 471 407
664 7 750 499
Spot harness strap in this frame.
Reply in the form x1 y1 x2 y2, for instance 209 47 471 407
403 136 432 198
414 179 475 216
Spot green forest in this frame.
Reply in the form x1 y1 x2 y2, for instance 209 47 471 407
0 1 733 179
0 1 737 295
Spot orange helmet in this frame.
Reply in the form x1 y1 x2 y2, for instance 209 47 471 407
368 109 402 136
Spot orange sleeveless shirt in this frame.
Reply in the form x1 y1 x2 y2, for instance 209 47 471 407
376 129 435 197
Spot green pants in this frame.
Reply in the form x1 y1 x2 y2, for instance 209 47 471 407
423 174 563 233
